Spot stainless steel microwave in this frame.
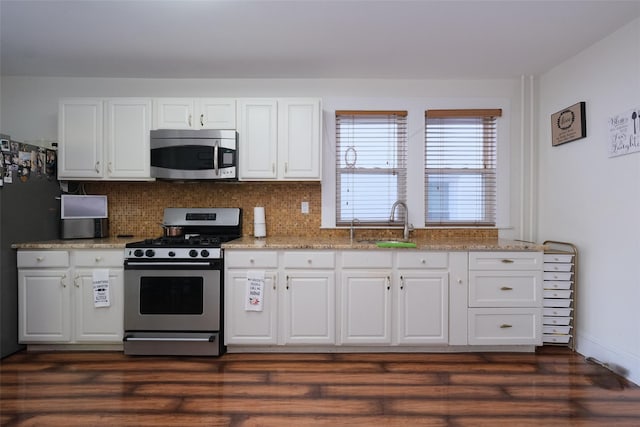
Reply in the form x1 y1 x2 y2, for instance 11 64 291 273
150 129 238 180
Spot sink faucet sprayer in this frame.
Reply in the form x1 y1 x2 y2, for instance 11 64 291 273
389 201 413 241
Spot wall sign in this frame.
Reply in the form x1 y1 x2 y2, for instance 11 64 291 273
551 102 587 146
608 107 640 158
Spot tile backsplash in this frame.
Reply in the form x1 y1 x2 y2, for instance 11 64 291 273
85 181 497 240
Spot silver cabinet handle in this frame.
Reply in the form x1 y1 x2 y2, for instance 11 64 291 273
501 259 514 264
400 275 404 290
286 275 290 290
36 256 44 262
95 161 100 173
500 324 513 329
285 162 288 173
60 274 67 288
500 286 513 291
200 114 204 127
386 276 391 290
74 274 80 288
188 114 192 127
272 163 275 173
273 275 277 290
95 256 102 263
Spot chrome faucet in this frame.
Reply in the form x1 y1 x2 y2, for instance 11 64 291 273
389 201 413 241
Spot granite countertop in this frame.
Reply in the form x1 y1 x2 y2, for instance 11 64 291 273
13 236 544 251
11 237 142 250
221 236 544 251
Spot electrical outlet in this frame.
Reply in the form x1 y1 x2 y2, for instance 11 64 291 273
301 201 309 214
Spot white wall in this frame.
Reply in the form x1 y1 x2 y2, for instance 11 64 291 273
538 18 640 384
0 76 533 239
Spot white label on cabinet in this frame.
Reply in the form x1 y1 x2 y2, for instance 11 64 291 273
92 269 110 308
245 270 265 311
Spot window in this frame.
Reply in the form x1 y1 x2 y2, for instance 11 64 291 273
335 111 407 226
425 109 502 226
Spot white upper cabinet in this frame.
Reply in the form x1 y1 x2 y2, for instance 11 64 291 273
237 99 279 179
58 98 152 181
106 99 152 179
58 99 104 179
153 98 236 130
238 98 322 181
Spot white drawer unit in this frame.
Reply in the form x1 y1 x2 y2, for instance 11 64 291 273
542 241 577 350
467 251 543 346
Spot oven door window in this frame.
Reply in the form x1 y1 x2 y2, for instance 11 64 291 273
139 276 203 315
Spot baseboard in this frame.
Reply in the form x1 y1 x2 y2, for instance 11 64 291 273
577 331 640 386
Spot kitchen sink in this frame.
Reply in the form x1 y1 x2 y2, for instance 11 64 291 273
356 239 417 248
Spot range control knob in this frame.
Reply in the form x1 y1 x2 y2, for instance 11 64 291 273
189 249 199 258
168 251 176 257
134 249 144 257
200 249 210 258
145 249 155 258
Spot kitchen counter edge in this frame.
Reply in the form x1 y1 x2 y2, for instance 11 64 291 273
11 237 142 250
221 236 545 251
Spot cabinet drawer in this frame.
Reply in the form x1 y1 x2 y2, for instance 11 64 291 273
17 251 69 268
543 289 572 299
283 251 335 269
469 251 542 270
468 308 541 345
543 307 573 317
543 262 572 272
543 272 572 281
543 316 572 326
342 251 393 269
543 325 571 335
74 250 123 267
544 281 572 290
469 271 541 307
543 298 572 308
543 253 573 263
543 334 571 344
396 252 448 269
225 251 278 268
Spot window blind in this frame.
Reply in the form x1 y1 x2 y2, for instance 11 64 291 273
335 111 407 226
424 109 502 226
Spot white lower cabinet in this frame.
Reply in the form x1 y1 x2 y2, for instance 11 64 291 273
18 249 124 344
223 248 542 351
225 250 335 345
467 251 543 346
225 269 278 344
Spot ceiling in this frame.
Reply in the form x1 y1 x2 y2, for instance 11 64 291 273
1 0 639 79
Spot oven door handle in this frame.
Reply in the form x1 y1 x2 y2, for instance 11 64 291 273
125 261 214 267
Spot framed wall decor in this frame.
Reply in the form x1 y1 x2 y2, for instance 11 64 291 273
551 102 587 146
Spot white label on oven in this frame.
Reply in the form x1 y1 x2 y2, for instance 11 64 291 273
245 270 265 312
92 269 110 308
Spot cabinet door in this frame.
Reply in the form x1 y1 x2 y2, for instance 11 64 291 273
73 268 124 342
225 270 278 344
282 271 335 344
237 99 278 180
105 98 152 179
396 271 448 344
58 99 103 179
199 98 236 129
18 269 71 342
340 271 392 344
153 98 195 129
278 98 321 180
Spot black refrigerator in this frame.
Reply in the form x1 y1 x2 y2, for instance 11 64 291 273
0 134 60 358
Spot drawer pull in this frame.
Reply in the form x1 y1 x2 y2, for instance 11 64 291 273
400 275 404 290
386 276 391 290
307 259 312 264
286 275 290 290
501 259 514 264
421 259 426 264
500 286 513 291
95 256 102 262
249 258 255 264
36 256 44 262
500 324 513 329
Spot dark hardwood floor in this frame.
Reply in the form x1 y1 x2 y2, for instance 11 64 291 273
1 346 639 426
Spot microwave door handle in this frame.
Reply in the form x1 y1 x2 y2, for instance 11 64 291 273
214 141 219 176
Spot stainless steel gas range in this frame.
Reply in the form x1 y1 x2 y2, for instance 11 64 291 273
123 207 241 356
